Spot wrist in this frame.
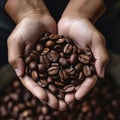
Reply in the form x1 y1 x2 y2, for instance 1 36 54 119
62 0 106 23
5 0 50 23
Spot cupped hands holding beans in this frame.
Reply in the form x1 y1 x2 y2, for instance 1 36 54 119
5 0 109 111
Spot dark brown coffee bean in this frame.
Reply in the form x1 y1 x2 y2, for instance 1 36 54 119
59 57 69 67
36 44 44 53
54 81 65 87
29 61 37 70
67 66 75 76
44 32 51 37
39 55 50 67
72 45 78 54
56 38 65 44
38 80 48 88
70 54 78 64
40 36 48 42
90 65 96 73
47 76 54 83
60 52 66 57
48 84 58 95
59 69 69 81
54 45 64 52
45 40 55 48
25 56 32 64
78 54 91 64
57 90 65 99
51 63 59 67
39 73 47 79
30 52 38 61
63 44 73 54
78 72 84 81
75 63 83 71
78 48 83 54
83 65 91 77
47 50 59 62
49 34 59 40
63 84 75 93
38 64 46 73
41 48 50 55
48 66 59 75
31 70 38 81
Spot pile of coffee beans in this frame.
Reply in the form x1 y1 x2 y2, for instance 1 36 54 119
0 78 119 119
24 32 96 100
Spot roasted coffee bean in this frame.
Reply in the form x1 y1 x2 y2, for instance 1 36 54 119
31 70 38 81
78 54 91 64
48 84 58 95
38 80 48 88
47 76 54 83
59 57 69 67
54 81 65 87
51 63 59 67
40 36 48 42
41 48 50 55
60 52 66 57
56 38 65 44
57 90 65 99
83 65 91 77
44 32 51 37
39 55 50 67
29 61 37 70
67 66 75 76
63 44 73 54
59 69 69 81
38 64 46 73
45 40 55 48
39 73 47 79
25 56 32 64
78 72 84 81
30 52 38 61
75 63 83 71
63 84 75 93
72 45 78 54
48 66 59 75
47 50 59 62
36 44 44 53
70 54 78 64
49 34 59 40
54 45 64 52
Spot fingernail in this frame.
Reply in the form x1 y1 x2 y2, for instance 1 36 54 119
100 67 105 78
15 68 21 77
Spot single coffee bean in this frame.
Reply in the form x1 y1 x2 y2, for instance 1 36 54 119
30 52 38 61
75 63 83 71
54 81 65 87
63 84 75 93
48 66 59 75
39 73 47 79
70 54 78 65
36 44 44 53
78 54 91 64
38 64 46 73
51 63 59 67
49 34 59 40
78 72 84 81
29 61 37 70
60 52 66 57
45 40 55 48
72 45 78 54
38 80 48 88
83 65 91 77
67 66 75 76
54 45 64 52
90 65 95 73
59 57 69 67
39 55 50 67
56 38 65 44
25 56 32 64
41 48 50 55
47 76 54 83
57 90 65 99
63 44 73 54
48 84 58 95
44 32 51 37
40 36 48 42
47 50 59 62
31 70 38 81
59 69 69 81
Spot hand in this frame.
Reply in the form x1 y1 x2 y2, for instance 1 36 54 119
7 13 67 111
58 17 109 104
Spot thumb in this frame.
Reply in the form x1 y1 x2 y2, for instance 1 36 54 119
7 34 25 77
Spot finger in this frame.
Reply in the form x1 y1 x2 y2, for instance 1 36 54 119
20 75 48 102
75 75 97 100
47 92 59 109
91 33 109 78
58 100 67 111
7 35 25 77
65 92 75 104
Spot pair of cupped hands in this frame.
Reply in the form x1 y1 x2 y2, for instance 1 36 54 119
7 5 108 111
